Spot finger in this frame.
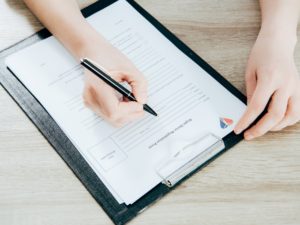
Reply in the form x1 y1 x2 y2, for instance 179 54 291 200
245 67 257 104
117 101 144 115
243 89 288 140
123 97 130 102
114 111 145 127
234 78 275 134
94 84 120 115
110 101 144 127
83 85 103 114
271 96 300 131
84 81 122 123
84 70 120 112
113 70 148 104
131 77 148 104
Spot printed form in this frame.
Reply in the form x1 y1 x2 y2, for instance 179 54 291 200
5 0 246 204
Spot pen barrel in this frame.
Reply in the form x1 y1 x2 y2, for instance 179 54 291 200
82 59 136 99
126 93 137 101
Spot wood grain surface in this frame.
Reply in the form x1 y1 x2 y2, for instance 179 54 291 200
0 0 299 225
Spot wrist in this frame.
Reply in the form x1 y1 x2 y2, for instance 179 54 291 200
258 22 297 49
65 22 110 60
259 16 298 45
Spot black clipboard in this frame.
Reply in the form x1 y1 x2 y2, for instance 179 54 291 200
0 0 246 224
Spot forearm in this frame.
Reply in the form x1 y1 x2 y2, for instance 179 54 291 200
259 0 300 44
23 0 107 59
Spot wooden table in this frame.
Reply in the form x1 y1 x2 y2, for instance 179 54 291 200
1 1 299 224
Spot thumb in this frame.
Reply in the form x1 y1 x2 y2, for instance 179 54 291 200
245 66 257 105
119 70 148 104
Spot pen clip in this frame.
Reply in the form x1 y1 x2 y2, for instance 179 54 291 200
81 57 111 75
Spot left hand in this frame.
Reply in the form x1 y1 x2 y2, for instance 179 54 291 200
234 30 300 140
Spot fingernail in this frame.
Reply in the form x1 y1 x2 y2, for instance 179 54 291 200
244 132 254 141
137 103 143 111
234 127 242 134
138 96 147 104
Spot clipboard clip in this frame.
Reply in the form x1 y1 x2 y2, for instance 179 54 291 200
156 132 225 187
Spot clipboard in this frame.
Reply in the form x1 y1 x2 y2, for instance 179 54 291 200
0 0 246 224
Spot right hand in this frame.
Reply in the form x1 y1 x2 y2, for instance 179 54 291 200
80 38 148 127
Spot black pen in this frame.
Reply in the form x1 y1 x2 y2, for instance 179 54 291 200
80 58 157 117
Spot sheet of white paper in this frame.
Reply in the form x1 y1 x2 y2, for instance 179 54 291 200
5 0 246 204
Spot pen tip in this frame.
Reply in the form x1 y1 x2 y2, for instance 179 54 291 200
143 104 158 117
151 110 158 117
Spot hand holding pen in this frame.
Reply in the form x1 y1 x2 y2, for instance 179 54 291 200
80 43 156 127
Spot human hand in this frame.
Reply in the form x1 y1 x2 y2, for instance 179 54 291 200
234 30 300 140
80 38 148 127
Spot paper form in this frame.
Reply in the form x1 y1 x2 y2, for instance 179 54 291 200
5 0 246 204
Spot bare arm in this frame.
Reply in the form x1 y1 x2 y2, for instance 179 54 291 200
23 0 107 59
23 0 148 127
235 0 300 140
260 0 300 39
